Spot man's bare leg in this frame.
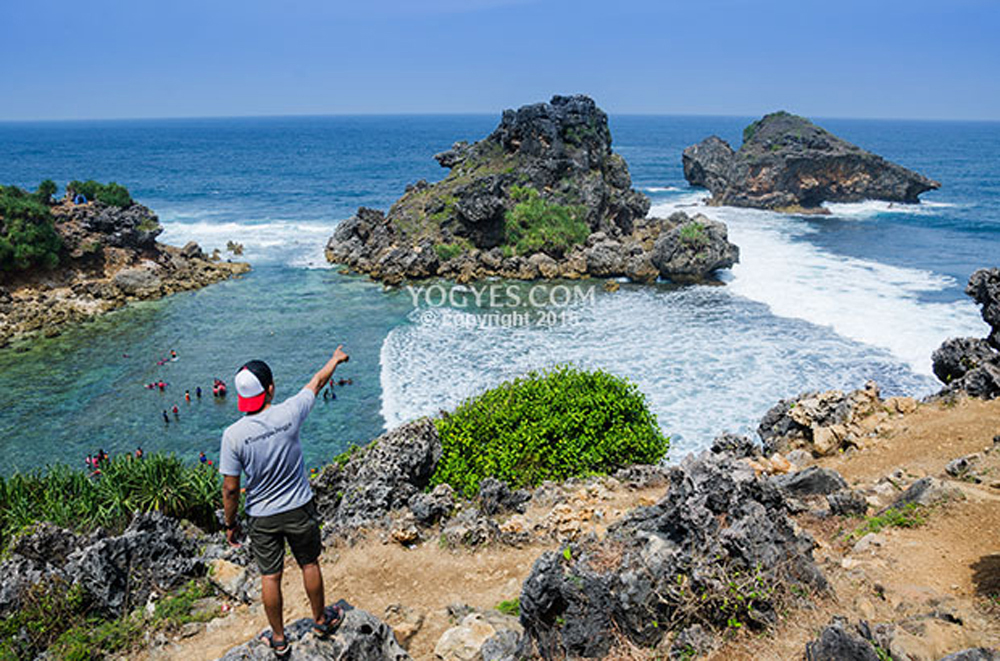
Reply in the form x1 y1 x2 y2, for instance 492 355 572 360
301 561 326 622
261 572 286 641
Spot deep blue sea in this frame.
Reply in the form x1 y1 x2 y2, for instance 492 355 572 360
1 115 997 474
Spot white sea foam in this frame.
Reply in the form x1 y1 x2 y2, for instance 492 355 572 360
824 199 960 219
158 217 335 269
378 284 937 458
648 197 987 375
643 186 682 193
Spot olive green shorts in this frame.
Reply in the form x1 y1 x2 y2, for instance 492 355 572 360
247 500 322 575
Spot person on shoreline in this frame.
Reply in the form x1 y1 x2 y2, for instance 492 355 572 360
199 451 207 464
220 347 349 657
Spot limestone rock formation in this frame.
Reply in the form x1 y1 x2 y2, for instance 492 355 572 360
932 268 1000 399
683 111 940 211
0 199 250 347
517 447 826 658
326 96 738 285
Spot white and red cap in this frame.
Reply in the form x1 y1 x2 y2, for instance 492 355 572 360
235 360 273 413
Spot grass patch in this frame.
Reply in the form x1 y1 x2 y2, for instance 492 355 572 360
848 503 926 542
433 237 473 262
0 578 218 660
504 185 588 257
496 598 520 617
431 365 669 498
0 454 222 550
678 220 709 247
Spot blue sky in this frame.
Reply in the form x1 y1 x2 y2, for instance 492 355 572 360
1 0 997 121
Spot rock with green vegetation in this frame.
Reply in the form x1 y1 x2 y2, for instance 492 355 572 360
650 211 739 282
327 95 739 284
518 445 827 658
683 110 940 211
0 180 250 348
311 367 667 536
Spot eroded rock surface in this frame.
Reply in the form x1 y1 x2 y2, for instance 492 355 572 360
683 111 940 211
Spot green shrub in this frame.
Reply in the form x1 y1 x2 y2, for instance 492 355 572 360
67 180 133 208
504 185 589 257
0 184 62 271
678 221 709 247
35 179 57 205
434 242 465 262
431 365 669 497
0 454 222 550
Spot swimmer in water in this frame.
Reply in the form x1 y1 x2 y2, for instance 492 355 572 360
172 404 179 418
163 410 170 423
185 390 191 402
196 386 202 398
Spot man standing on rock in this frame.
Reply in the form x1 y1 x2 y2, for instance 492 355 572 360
220 347 349 657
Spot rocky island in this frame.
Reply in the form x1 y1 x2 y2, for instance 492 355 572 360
683 111 941 212
327 95 738 285
0 180 249 347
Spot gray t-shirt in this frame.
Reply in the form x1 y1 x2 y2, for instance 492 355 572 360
219 387 316 517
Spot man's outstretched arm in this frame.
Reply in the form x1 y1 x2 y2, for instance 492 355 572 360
305 345 349 395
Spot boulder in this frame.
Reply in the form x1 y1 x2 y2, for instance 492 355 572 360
650 212 739 282
216 603 410 660
434 611 521 661
932 268 1000 399
772 467 848 497
408 483 455 526
683 111 940 211
758 381 882 456
966 268 1000 348
805 620 881 661
891 477 962 509
113 265 162 296
0 512 204 620
477 477 532 516
312 419 442 532
518 448 826 658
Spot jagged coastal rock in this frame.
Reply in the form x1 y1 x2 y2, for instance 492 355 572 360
326 95 738 284
683 111 941 212
932 268 1000 399
0 199 249 346
518 445 828 658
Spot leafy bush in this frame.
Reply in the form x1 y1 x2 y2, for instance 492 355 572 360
431 365 669 497
0 184 62 271
67 180 133 208
0 454 222 550
35 179 57 204
504 185 589 257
